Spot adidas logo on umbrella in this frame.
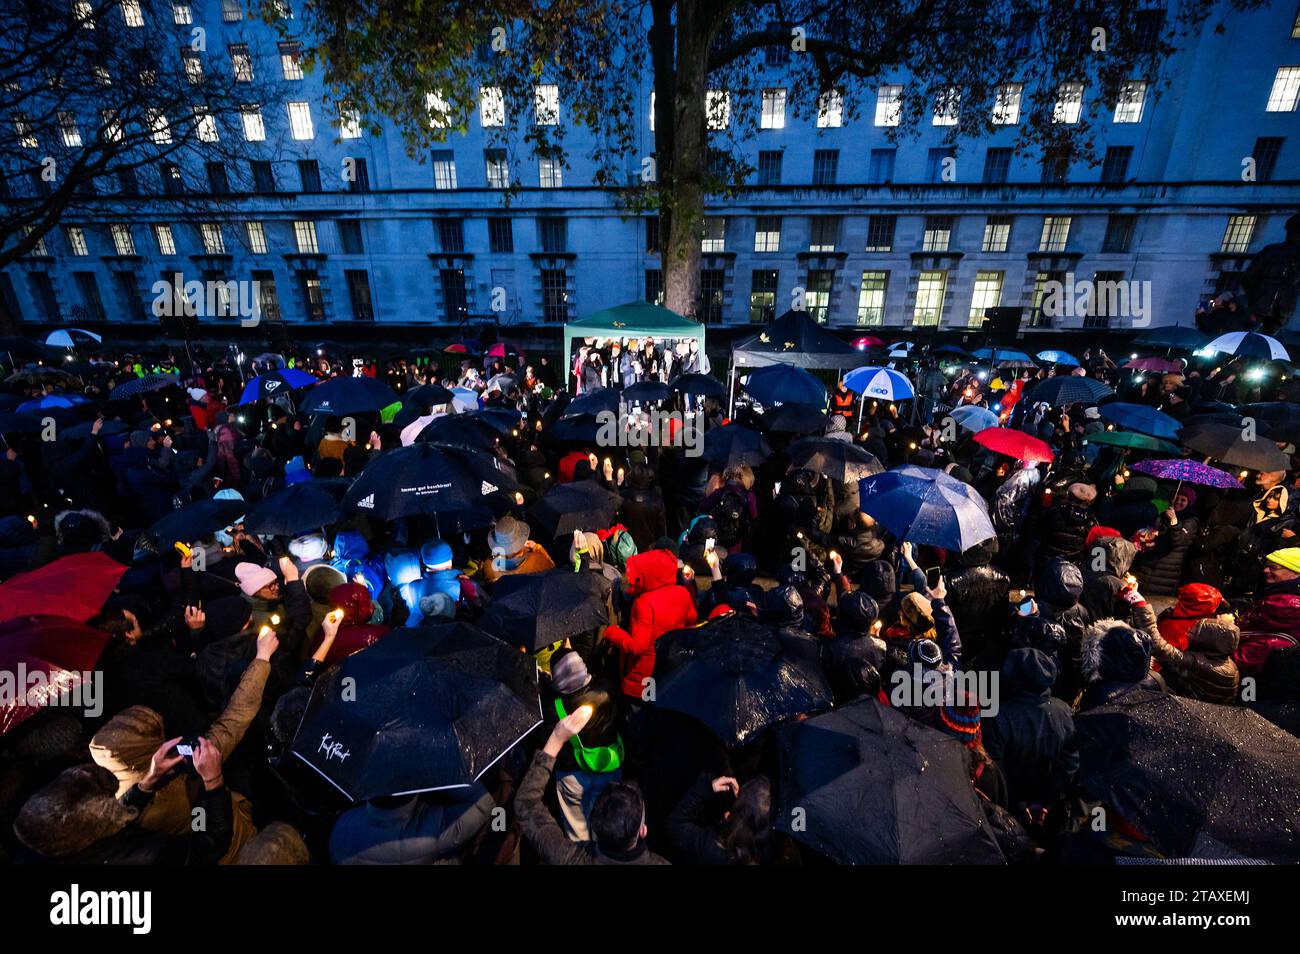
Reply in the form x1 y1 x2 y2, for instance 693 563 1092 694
356 493 375 509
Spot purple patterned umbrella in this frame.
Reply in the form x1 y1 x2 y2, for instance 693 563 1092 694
1131 458 1243 489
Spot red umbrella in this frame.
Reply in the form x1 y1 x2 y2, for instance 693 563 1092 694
973 427 1055 464
487 342 524 358
0 615 110 736
852 336 885 350
0 552 126 623
1123 357 1183 373
443 343 469 354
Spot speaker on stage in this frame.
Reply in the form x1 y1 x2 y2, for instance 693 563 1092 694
983 306 1024 340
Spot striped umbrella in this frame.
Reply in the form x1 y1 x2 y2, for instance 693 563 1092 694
844 366 915 401
1204 331 1290 362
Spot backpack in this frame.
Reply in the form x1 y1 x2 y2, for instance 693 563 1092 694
709 487 749 549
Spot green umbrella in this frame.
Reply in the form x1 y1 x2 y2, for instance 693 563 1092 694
1084 429 1180 453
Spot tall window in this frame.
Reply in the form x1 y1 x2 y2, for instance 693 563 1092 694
440 269 467 322
294 221 319 254
992 84 1022 125
817 89 843 128
67 227 89 256
250 160 275 192
706 90 730 129
121 1 144 26
110 224 136 256
1114 81 1147 123
700 269 725 323
75 272 106 321
541 269 569 321
868 148 896 183
982 216 1012 252
809 216 839 252
299 271 325 320
194 109 219 143
1101 145 1133 182
750 270 778 323
926 147 955 182
700 218 726 253
229 44 253 82
757 151 783 185
241 105 265 141
539 218 567 253
983 148 1011 183
485 149 509 188
337 219 363 254
1267 67 1300 112
280 43 304 80
480 87 505 126
431 150 457 189
287 102 314 139
1253 137 1284 181
222 0 242 21
147 110 172 144
932 87 960 126
534 84 559 125
183 51 203 84
812 150 839 185
761 89 787 129
437 218 464 253
489 218 513 253
335 105 362 140
297 159 321 192
806 270 834 322
968 271 1003 326
754 216 781 252
1221 215 1257 253
866 216 895 252
173 4 192 25
857 271 888 326
1102 214 1136 253
922 216 953 253
58 112 82 147
913 271 947 326
539 155 563 188
1030 271 1066 326
875 85 902 126
245 222 268 254
200 223 225 255
1053 83 1083 124
1041 146 1071 183
153 225 177 255
345 270 374 321
1039 216 1072 252
645 217 660 254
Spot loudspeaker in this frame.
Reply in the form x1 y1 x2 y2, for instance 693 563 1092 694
983 306 1023 340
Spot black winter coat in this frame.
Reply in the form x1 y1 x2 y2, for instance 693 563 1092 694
983 649 1079 807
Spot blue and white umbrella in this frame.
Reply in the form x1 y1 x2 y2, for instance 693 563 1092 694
450 387 480 414
887 341 915 359
844 366 915 401
859 465 996 551
946 405 1000 433
1036 349 1080 367
45 328 102 349
1203 331 1290 362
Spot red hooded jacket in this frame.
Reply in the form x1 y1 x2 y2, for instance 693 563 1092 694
313 583 390 666
604 549 697 699
1157 583 1224 652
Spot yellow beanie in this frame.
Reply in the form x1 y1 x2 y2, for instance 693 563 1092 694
1266 548 1300 574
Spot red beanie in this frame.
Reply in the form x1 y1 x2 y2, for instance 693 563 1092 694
1085 526 1123 549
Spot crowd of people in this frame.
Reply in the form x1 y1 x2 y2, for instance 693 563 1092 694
0 325 1298 866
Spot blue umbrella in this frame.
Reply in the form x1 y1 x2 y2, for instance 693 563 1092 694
238 368 317 405
858 465 996 551
744 365 827 407
844 366 915 401
1036 350 1080 367
972 347 1034 364
16 393 90 414
1096 402 1182 440
109 374 179 400
1026 375 1114 406
945 405 999 433
298 376 399 416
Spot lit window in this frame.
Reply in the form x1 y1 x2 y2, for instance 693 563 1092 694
982 216 1012 252
1039 215 1072 251
93 66 111 86
200 223 225 255
534 84 559 125
761 88 786 129
431 150 457 189
805 270 833 322
173 4 192 24
480 87 505 127
241 105 265 141
194 108 219 143
25 227 49 256
485 149 509 188
246 222 268 254
539 155 563 188
1266 67 1300 112
15 116 36 149
280 43 304 81
427 91 451 128
702 218 726 253
147 109 172 144
922 216 953 252
183 52 203 84
857 271 888 326
1221 215 1257 253
74 1 94 28
222 0 242 22
754 216 781 253
817 89 843 128
648 91 655 131
58 112 82 147
933 87 960 126
230 45 253 82
875 85 902 126
992 84 1022 125
294 221 319 254
1053 83 1083 124
111 224 136 256
913 271 947 326
121 1 144 26
67 227 89 256
707 90 730 130
969 271 1004 326
287 102 314 140
153 225 177 255
1114 81 1147 123
339 106 361 139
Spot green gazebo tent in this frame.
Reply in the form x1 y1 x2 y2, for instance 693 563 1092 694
562 302 706 390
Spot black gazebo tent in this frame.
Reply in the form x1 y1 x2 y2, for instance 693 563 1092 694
730 309 857 414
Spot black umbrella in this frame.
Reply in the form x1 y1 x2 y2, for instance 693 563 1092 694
406 383 456 408
0 412 42 435
531 479 622 537
1025 375 1114 406
341 443 519 522
0 337 51 362
773 698 1005 864
242 480 349 536
703 424 772 469
299 376 399 416
548 413 603 444
289 624 542 801
1075 692 1300 862
761 403 829 435
146 498 248 546
479 570 611 651
622 380 672 403
564 387 621 418
787 437 883 483
57 418 130 441
652 614 833 746
1238 402 1300 444
670 372 726 398
1179 419 1290 472
468 408 524 436
1133 325 1206 351
415 414 501 452
109 374 180 401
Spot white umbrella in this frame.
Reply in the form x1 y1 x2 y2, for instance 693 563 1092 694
45 328 102 348
1203 331 1290 362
